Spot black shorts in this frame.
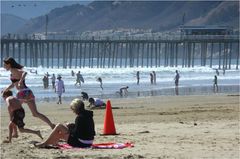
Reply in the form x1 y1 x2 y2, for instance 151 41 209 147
67 135 92 148
12 108 25 128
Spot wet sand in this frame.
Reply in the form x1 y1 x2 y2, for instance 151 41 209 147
0 95 239 159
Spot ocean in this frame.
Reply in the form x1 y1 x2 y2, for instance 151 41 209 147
0 58 239 105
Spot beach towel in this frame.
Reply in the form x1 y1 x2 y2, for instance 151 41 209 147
58 142 134 150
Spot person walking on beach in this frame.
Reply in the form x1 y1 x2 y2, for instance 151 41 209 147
213 75 218 92
35 98 95 148
97 77 103 90
150 73 154 85
3 57 55 129
55 75 65 104
136 71 140 85
2 90 43 143
174 70 180 87
51 74 56 89
152 71 156 84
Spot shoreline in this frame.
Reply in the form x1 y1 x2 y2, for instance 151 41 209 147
13 84 240 104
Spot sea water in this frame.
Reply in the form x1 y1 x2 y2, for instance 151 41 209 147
0 59 239 104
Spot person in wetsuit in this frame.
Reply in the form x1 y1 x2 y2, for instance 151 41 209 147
3 57 55 129
213 75 218 92
35 98 95 148
2 90 43 143
97 77 103 90
136 71 140 85
174 70 180 87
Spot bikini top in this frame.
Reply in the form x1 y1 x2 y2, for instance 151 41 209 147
10 74 27 88
10 78 20 83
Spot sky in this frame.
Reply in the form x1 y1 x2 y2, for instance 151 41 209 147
1 1 91 20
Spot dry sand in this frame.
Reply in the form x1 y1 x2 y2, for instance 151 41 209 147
0 95 239 159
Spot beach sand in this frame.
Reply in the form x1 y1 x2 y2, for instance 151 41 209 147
0 95 239 159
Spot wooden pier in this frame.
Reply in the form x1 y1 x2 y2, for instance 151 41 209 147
1 35 239 69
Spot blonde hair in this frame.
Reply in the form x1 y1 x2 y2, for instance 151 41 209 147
70 98 85 114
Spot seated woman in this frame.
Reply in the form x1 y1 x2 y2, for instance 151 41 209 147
35 98 96 148
88 97 106 109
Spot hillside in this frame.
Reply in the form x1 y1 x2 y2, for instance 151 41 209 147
1 13 27 35
4 1 240 34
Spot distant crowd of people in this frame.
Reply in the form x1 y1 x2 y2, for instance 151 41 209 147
40 69 183 103
136 70 180 87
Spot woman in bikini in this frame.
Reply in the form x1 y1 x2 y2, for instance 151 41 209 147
3 57 55 129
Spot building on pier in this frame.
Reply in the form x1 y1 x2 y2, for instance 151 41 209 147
180 26 233 35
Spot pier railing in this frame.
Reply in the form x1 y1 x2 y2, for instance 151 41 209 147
1 35 239 69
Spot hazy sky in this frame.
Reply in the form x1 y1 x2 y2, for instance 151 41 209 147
1 1 91 19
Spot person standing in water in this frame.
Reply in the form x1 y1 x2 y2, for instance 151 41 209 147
42 75 48 89
174 70 180 87
136 71 140 85
213 75 218 92
71 70 75 77
97 77 103 90
150 73 154 85
3 57 55 129
51 74 56 89
45 72 50 88
216 69 219 76
152 71 156 85
75 71 84 86
75 71 81 86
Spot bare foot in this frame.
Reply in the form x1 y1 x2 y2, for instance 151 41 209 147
2 139 11 143
36 131 43 140
34 142 46 148
12 134 18 138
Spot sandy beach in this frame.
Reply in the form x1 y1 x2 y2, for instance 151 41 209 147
0 94 239 159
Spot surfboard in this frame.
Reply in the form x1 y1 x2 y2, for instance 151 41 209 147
79 75 84 83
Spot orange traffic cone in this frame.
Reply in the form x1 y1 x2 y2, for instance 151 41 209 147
102 100 117 135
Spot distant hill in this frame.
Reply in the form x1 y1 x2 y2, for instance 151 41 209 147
5 1 240 34
1 13 27 35
187 1 239 28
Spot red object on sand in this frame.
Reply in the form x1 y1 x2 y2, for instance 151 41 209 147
58 142 134 149
102 100 117 135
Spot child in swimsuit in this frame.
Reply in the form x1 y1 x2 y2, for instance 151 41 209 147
2 90 43 143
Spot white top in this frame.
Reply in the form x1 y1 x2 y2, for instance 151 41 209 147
55 80 65 93
52 76 56 82
94 98 104 106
